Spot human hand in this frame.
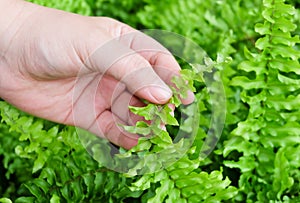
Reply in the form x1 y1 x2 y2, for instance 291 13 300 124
0 0 194 149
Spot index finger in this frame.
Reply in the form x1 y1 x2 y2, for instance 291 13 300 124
103 18 195 104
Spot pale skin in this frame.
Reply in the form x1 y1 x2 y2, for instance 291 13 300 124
0 0 194 149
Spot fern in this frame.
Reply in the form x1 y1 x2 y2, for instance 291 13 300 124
224 0 300 201
137 0 263 59
0 101 143 202
109 49 237 202
1 0 300 202
27 0 93 16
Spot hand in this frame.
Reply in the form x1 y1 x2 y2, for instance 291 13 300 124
0 1 194 149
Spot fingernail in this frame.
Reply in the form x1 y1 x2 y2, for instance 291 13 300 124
148 86 172 104
181 90 195 105
187 90 195 101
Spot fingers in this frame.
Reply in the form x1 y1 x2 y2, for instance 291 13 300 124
111 90 145 125
87 38 173 104
72 18 197 149
94 18 195 104
88 110 139 150
72 74 141 149
103 18 181 77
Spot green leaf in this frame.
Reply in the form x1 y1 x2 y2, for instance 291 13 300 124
273 148 294 198
274 2 295 16
272 34 300 46
273 17 297 32
24 182 43 199
256 36 271 50
278 74 300 85
165 188 182 203
153 170 168 183
31 179 50 194
33 151 48 173
262 8 275 23
270 45 300 60
129 104 158 121
266 95 300 111
40 167 56 185
223 136 257 157
230 76 266 89
255 22 271 35
50 194 60 203
224 156 258 173
175 173 206 188
147 178 174 203
122 121 151 136
238 60 267 75
82 174 95 197
156 105 179 126
15 197 36 203
130 138 152 152
0 198 12 203
150 130 173 145
130 174 153 191
269 58 300 74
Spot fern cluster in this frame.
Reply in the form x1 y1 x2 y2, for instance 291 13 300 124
0 102 143 202
1 0 300 202
224 0 300 201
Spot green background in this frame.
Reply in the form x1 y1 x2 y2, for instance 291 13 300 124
1 0 300 202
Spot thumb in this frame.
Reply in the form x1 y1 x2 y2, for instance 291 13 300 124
87 38 173 104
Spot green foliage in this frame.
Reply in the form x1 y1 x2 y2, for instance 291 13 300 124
1 0 299 202
223 0 300 202
137 0 263 59
27 0 93 15
0 101 142 202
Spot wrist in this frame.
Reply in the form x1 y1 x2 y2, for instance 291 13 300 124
0 0 33 98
